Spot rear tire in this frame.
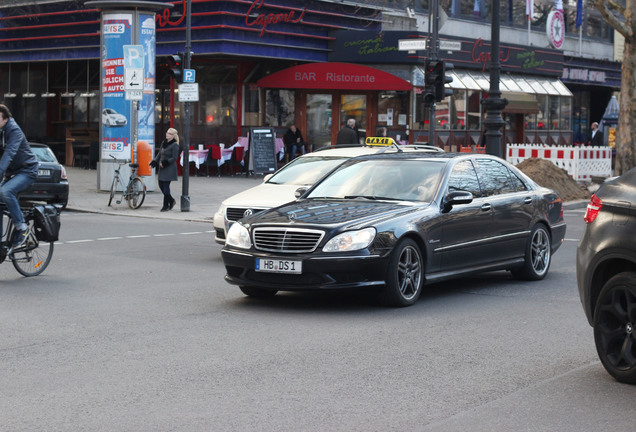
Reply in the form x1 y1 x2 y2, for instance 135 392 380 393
511 224 551 281
239 286 278 298
126 177 146 209
593 272 636 384
11 219 53 277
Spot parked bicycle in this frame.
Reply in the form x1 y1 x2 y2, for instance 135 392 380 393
0 203 59 276
108 155 146 209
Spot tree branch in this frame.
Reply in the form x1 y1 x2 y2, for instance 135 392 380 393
595 0 632 39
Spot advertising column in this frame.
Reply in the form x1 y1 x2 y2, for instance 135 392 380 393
88 1 168 191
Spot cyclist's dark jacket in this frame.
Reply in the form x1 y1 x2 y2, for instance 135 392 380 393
0 118 38 180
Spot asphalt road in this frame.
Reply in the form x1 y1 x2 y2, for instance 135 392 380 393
0 209 634 431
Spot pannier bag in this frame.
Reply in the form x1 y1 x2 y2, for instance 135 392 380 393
33 204 61 242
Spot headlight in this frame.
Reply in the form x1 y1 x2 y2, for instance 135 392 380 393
226 223 252 249
215 204 227 219
323 227 376 252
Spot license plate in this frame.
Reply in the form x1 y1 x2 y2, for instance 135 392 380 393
255 258 302 274
38 169 51 176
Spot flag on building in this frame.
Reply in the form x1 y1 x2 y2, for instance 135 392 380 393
555 0 564 13
526 0 534 20
576 0 583 28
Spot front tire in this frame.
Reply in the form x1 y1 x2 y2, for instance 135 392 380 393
378 238 423 307
593 272 636 384
511 224 551 281
127 177 146 209
239 286 278 298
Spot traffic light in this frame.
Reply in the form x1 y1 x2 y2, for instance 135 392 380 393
425 59 454 103
434 60 453 102
167 53 184 83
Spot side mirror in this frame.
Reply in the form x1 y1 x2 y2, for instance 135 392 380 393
295 187 309 199
442 190 473 213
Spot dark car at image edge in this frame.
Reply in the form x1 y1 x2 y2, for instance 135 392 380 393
222 152 566 307
577 168 636 384
19 143 69 208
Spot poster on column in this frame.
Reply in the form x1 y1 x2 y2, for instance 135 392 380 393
137 13 156 151
101 13 132 160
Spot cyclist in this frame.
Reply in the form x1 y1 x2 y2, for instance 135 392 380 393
0 104 39 249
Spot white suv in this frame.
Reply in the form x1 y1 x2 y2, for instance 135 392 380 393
213 140 442 244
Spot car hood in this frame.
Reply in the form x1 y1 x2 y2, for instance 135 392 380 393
222 182 305 209
245 199 426 229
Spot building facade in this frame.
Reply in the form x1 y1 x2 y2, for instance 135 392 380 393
0 0 620 164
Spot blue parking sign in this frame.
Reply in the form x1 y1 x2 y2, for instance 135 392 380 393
183 69 196 83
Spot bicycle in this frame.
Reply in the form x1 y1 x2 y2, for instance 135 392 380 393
108 155 146 209
0 203 56 277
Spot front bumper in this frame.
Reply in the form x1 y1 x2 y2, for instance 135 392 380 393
222 248 388 291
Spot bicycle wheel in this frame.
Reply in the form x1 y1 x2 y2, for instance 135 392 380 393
108 176 117 206
11 220 54 277
126 177 146 209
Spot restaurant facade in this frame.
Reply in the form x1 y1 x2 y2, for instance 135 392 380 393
0 0 622 165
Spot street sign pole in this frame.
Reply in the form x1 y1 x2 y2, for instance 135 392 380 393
181 0 191 211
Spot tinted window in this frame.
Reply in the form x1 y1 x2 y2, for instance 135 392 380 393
475 159 514 196
447 160 481 198
509 170 528 192
31 146 57 163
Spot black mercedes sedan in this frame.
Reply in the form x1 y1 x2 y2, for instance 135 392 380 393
20 143 69 208
222 152 566 307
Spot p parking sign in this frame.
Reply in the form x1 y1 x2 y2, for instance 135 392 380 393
183 69 196 83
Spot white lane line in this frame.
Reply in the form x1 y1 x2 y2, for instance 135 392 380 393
65 239 95 244
56 231 209 244
97 237 124 241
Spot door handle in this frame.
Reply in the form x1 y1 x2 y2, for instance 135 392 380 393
481 203 491 211
524 197 532 204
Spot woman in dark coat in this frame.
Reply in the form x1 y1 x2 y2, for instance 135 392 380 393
151 128 180 211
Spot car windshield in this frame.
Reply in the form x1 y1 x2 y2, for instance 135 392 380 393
31 146 58 163
307 159 445 202
267 156 347 185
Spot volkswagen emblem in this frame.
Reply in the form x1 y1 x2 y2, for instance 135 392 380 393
243 209 253 217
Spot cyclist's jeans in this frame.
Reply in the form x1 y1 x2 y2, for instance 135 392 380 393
0 173 36 234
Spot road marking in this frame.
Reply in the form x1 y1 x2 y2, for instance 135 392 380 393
56 231 209 244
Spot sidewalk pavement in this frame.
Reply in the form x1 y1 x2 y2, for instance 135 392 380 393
64 166 589 223
65 166 266 223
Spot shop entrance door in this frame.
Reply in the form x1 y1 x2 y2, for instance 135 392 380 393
306 94 332 151
340 94 366 144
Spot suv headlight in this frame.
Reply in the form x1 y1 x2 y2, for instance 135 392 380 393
323 227 376 252
226 223 252 249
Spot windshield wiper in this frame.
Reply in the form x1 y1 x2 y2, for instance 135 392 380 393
344 195 401 201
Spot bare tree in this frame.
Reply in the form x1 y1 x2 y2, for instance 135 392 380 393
595 0 633 174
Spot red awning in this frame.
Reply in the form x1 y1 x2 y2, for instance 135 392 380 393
257 62 412 91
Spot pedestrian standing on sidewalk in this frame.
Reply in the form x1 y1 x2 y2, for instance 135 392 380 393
150 128 180 212
0 104 39 248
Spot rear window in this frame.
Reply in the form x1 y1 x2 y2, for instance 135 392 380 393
31 146 58 163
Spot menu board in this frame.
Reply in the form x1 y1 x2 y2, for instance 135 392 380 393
249 128 277 175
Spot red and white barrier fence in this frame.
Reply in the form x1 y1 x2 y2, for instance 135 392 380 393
506 144 612 182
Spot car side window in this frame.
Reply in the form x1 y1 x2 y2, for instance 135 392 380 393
447 160 482 198
509 170 528 192
475 159 515 196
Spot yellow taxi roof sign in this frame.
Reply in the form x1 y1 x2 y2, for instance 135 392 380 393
365 137 397 146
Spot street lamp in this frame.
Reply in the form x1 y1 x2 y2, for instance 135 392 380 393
481 0 508 157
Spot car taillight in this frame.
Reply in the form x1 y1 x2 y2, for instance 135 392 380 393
60 166 68 180
584 194 602 223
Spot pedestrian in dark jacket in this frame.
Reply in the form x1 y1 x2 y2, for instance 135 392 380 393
336 118 359 145
283 124 306 161
150 128 180 211
0 104 39 248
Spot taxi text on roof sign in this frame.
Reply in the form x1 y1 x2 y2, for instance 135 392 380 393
365 137 397 146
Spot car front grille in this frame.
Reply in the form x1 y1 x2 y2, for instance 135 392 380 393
253 227 325 253
227 207 266 222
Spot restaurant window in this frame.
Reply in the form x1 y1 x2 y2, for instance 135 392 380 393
467 91 482 130
244 85 260 126
548 95 560 129
561 97 572 130
196 82 237 145
536 95 548 129
451 90 467 130
378 91 408 132
265 89 294 128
